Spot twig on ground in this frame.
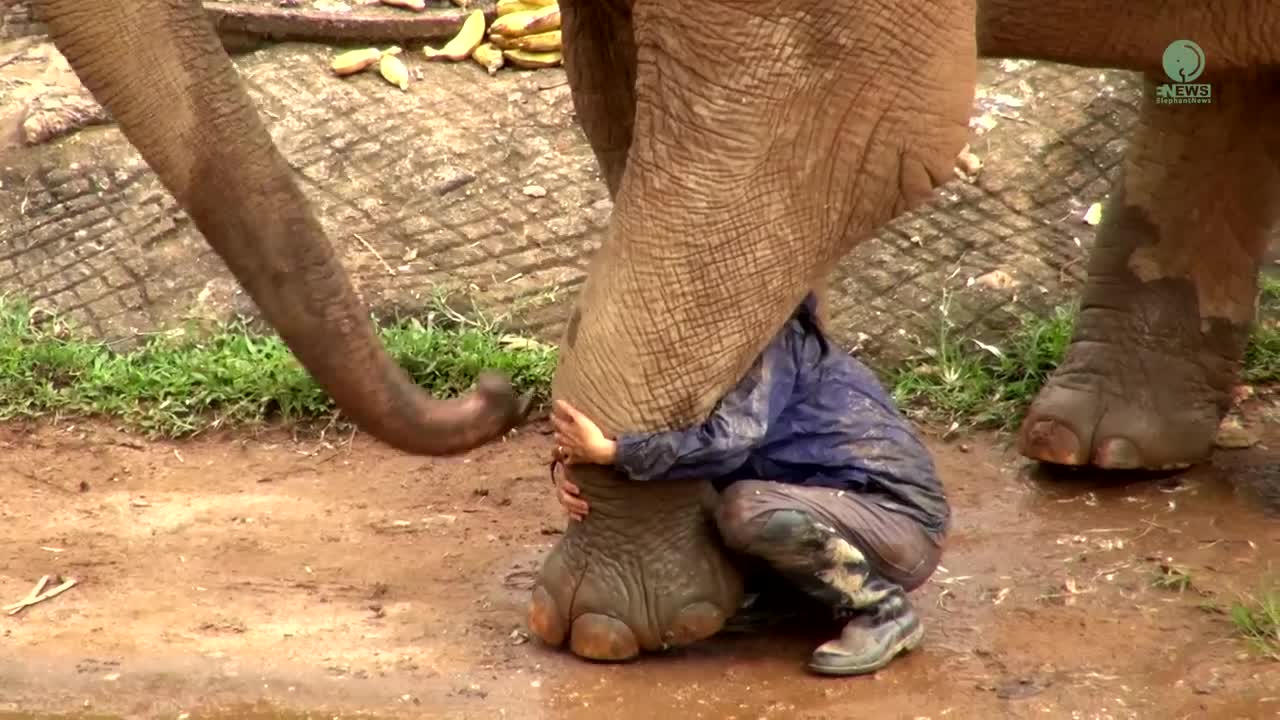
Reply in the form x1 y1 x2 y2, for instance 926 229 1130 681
1131 516 1180 542
4 575 78 615
353 233 396 275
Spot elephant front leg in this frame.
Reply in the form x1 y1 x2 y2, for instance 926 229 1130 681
531 0 975 662
1019 75 1280 470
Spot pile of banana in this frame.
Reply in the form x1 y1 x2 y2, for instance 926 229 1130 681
329 0 563 90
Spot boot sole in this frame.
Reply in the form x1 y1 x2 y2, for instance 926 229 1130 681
805 621 925 677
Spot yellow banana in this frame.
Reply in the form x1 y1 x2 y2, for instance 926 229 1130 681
380 0 426 10
496 0 541 15
471 42 505 75
521 0 557 6
330 47 383 76
489 4 560 37
490 29 560 52
379 52 411 90
502 48 562 69
423 9 486 61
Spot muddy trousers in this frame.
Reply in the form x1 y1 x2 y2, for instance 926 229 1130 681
710 479 943 625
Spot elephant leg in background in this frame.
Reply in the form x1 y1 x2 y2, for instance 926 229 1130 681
977 1 1280 75
530 0 975 661
33 0 527 456
560 0 636 199
1020 74 1280 470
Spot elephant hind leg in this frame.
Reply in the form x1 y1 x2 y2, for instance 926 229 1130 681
1019 74 1280 471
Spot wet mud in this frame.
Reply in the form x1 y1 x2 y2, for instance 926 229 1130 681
1 398 1277 720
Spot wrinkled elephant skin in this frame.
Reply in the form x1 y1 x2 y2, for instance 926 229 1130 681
32 0 532 458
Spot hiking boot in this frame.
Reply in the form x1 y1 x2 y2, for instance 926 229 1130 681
807 597 924 676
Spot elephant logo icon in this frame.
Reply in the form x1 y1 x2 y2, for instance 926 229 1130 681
1162 40 1205 83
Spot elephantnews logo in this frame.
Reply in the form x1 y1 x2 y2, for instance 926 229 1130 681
1156 40 1212 104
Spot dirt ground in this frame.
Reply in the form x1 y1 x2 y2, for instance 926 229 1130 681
2 396 1278 720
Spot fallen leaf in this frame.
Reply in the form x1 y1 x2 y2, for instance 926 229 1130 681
1214 417 1258 449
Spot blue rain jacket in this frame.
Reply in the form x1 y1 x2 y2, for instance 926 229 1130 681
614 293 949 537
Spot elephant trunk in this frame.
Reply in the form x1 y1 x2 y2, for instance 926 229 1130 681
36 0 529 455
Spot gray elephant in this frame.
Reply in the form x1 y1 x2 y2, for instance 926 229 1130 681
31 0 1279 667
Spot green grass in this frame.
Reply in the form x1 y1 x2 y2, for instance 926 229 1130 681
1228 582 1280 661
1151 563 1194 593
1244 274 1280 384
891 279 1280 430
0 293 556 437
0 276 1277 438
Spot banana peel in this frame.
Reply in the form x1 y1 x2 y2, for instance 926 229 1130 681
423 9 486 61
471 42 505 75
489 29 560 52
331 47 383 76
379 52 411 90
490 4 560 37
380 0 425 10
495 0 541 14
502 48 562 69
520 0 557 6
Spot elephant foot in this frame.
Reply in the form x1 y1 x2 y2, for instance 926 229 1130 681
1019 359 1227 472
528 464 743 662
1018 74 1280 471
1018 251 1251 472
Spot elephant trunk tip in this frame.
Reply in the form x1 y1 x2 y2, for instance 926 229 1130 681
383 369 535 457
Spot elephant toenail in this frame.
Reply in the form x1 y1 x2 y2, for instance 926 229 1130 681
1022 419 1084 465
1095 437 1142 470
569 613 640 662
528 586 566 647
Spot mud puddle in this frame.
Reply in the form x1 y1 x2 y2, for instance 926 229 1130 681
1 399 1277 720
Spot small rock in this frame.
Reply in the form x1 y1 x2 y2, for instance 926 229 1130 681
1214 417 1258 449
1231 384 1255 405
954 145 982 181
510 629 529 645
103 673 120 682
522 184 547 198
1193 673 1224 695
974 269 1017 290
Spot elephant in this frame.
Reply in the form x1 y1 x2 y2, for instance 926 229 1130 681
30 0 1280 664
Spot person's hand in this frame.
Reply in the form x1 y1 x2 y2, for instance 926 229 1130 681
551 399 617 466
552 465 589 522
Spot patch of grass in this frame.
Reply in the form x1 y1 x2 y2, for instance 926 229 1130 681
892 280 1280 430
1244 275 1280 383
1151 563 1194 593
0 293 557 438
890 289 1076 430
2 274 1276 438
1228 583 1280 661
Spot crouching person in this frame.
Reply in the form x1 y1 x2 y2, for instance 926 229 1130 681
550 291 949 676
